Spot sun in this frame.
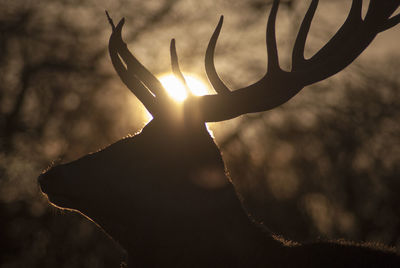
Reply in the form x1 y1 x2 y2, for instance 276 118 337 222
158 74 210 102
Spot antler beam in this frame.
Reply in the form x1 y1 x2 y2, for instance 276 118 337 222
202 0 400 122
107 1 399 123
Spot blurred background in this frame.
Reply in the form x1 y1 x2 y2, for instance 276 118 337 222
1 0 399 267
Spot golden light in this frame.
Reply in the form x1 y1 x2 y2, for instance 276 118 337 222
158 74 210 102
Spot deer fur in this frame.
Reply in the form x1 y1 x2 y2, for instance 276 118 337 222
39 0 400 266
39 117 400 267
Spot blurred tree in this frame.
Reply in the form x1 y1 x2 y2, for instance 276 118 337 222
0 0 181 266
0 0 399 266
219 59 400 246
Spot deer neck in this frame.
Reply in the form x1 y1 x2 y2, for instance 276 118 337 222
73 120 283 265
118 174 282 266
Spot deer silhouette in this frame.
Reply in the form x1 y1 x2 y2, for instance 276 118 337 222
39 0 400 267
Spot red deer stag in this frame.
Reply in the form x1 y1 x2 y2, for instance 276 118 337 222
39 0 400 267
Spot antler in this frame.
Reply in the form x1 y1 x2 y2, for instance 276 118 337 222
108 11 185 118
170 38 193 97
107 11 195 119
202 0 400 122
106 1 399 123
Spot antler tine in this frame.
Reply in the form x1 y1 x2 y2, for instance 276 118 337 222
380 13 400 31
365 0 400 31
109 17 169 100
348 0 363 21
107 2 399 123
105 10 116 31
170 39 192 96
294 0 399 86
292 0 319 71
266 0 281 74
306 0 362 67
107 13 157 115
205 16 231 95
197 1 399 123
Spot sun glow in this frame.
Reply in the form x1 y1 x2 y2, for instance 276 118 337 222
158 74 210 102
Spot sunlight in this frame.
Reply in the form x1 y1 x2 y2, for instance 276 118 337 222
158 74 209 102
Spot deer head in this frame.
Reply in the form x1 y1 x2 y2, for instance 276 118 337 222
38 0 400 266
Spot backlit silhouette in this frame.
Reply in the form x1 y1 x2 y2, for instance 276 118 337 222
39 0 400 266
